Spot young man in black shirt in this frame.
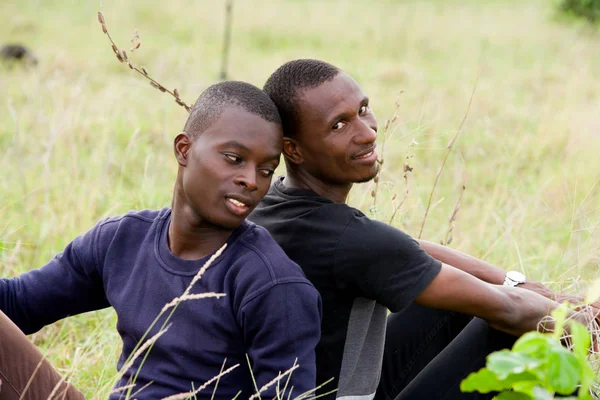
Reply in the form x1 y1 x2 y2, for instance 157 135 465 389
249 59 597 400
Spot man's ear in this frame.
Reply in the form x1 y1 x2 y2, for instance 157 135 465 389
282 137 304 165
174 132 192 167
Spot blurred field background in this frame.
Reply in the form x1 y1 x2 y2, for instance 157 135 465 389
1 0 600 397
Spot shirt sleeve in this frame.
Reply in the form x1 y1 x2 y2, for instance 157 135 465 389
239 280 322 397
333 214 441 313
0 221 110 334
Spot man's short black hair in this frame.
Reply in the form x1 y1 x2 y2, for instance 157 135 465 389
263 59 340 137
184 81 281 138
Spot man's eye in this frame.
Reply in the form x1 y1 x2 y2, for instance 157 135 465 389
259 169 274 178
332 121 346 131
224 154 242 163
359 105 370 115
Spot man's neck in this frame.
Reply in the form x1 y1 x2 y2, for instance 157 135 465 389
168 185 234 261
284 168 352 204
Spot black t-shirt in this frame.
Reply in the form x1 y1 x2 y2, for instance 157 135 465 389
249 177 442 398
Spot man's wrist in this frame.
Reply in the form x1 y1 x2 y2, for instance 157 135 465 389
503 271 527 287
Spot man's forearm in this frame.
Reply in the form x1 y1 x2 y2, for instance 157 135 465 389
417 239 587 306
415 263 559 336
418 240 506 284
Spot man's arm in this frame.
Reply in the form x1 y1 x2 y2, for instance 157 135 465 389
240 281 322 397
0 225 109 334
415 263 572 336
418 240 556 299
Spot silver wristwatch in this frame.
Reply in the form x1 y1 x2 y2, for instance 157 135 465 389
503 271 526 287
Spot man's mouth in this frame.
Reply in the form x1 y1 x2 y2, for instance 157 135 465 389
354 150 374 159
225 197 251 216
351 146 378 163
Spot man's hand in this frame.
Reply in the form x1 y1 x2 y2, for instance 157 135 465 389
519 281 600 324
519 281 553 298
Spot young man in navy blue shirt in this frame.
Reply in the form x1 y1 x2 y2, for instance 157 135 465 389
0 81 321 399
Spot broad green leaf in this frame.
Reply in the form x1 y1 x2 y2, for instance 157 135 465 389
531 386 554 400
513 332 551 358
577 362 596 400
488 350 541 379
551 303 570 341
570 321 591 360
461 368 538 393
513 381 546 397
461 369 504 393
494 391 532 400
547 346 580 395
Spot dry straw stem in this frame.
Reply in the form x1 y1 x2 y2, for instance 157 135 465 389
275 357 297 400
371 93 402 211
97 11 193 113
159 363 240 400
116 323 171 384
185 245 227 296
211 358 228 400
246 354 261 398
163 375 224 400
124 244 228 398
160 292 226 314
249 361 300 400
110 383 136 395
389 152 414 225
559 305 600 394
417 77 478 239
20 357 46 399
130 380 156 398
538 304 600 391
442 176 467 246
293 378 336 400
46 373 73 400
219 0 234 80
231 390 242 400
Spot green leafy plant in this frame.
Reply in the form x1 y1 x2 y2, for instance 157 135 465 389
461 305 598 399
557 0 600 23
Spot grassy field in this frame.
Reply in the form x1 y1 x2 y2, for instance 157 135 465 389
1 0 600 397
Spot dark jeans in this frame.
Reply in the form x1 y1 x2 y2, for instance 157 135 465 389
0 310 84 400
376 304 517 400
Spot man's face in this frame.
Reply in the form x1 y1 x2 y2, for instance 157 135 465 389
178 107 282 229
292 72 378 185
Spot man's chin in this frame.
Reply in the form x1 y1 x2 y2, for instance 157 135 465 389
354 165 379 184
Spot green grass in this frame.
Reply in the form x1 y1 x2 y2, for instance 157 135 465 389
1 0 600 397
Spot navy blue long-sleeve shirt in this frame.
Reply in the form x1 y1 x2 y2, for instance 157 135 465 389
0 208 322 399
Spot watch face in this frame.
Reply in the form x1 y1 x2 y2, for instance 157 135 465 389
506 271 526 284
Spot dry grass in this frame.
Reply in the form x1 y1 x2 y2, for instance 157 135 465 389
1 0 600 397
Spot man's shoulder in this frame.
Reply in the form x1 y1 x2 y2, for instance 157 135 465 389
99 208 166 227
336 211 418 254
93 208 168 243
237 223 308 281
227 223 318 310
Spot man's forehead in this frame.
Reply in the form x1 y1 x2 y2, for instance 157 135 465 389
298 73 366 120
199 109 282 153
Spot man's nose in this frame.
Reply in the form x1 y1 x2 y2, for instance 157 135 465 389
234 167 258 191
355 118 378 145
